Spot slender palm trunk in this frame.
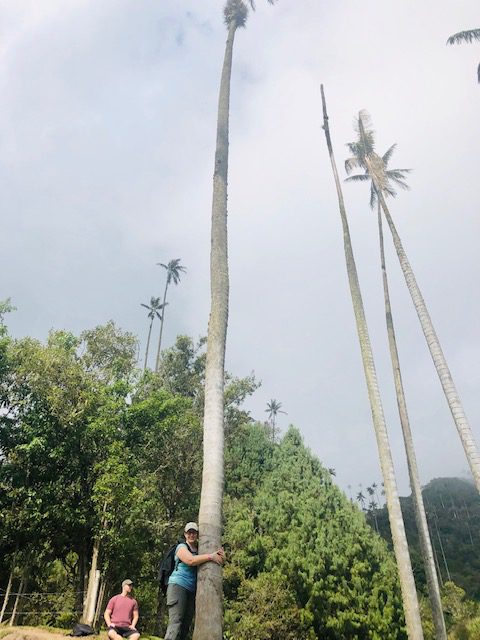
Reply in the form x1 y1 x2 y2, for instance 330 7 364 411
144 315 154 370
321 85 423 639
430 528 444 586
155 279 170 372
375 189 480 492
433 516 451 582
193 21 237 640
377 204 446 639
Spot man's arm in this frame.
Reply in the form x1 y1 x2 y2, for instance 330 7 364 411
131 608 139 630
104 609 113 628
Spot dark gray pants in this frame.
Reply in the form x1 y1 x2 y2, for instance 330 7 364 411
164 583 195 640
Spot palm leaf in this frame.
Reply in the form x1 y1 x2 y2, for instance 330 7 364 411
384 186 397 199
345 173 370 182
390 177 410 191
447 29 480 45
382 144 397 166
345 156 363 174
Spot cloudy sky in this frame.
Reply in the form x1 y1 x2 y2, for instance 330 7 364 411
1 0 479 498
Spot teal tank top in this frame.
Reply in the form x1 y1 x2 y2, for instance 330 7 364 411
168 543 198 593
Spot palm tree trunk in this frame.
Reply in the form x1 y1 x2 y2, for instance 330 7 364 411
321 85 424 639
192 20 237 640
144 316 154 370
430 527 444 587
433 516 451 582
155 279 170 372
377 204 446 639
376 189 480 492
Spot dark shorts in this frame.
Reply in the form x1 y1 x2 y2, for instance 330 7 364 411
109 627 139 638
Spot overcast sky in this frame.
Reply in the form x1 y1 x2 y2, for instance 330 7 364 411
1 0 479 498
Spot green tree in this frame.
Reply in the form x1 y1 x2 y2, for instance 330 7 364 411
194 4 276 637
224 427 408 639
141 296 165 371
155 258 186 371
320 86 423 639
446 29 480 82
345 115 446 639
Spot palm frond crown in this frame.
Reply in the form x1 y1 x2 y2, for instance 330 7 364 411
447 29 480 45
156 258 187 286
344 112 411 209
224 0 276 29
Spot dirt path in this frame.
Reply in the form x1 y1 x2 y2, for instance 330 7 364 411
0 628 102 640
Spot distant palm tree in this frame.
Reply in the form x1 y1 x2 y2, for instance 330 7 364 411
194 2 276 639
367 496 379 533
356 491 366 510
447 29 480 82
346 114 446 638
265 398 286 441
371 481 382 508
321 87 424 639
141 297 164 371
155 258 186 371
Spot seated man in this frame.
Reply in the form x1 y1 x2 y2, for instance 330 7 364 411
104 579 140 640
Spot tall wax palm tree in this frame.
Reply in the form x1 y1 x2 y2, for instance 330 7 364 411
140 296 164 371
346 119 447 638
265 398 286 441
447 29 480 82
154 258 186 372
320 86 424 639
352 112 480 495
193 2 276 639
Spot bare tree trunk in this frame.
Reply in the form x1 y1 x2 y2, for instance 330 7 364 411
376 189 480 492
321 85 423 640
82 539 100 626
0 560 15 624
377 205 446 639
193 19 237 640
93 576 106 629
9 572 26 627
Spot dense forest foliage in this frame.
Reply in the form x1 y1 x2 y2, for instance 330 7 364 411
1 312 479 639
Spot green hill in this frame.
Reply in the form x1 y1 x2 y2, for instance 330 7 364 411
369 477 480 600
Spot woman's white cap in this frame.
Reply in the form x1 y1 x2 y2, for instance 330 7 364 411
184 522 199 532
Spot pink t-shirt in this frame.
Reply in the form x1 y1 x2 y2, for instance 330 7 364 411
106 594 138 627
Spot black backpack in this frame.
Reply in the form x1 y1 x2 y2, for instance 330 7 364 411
69 624 95 637
158 538 192 595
